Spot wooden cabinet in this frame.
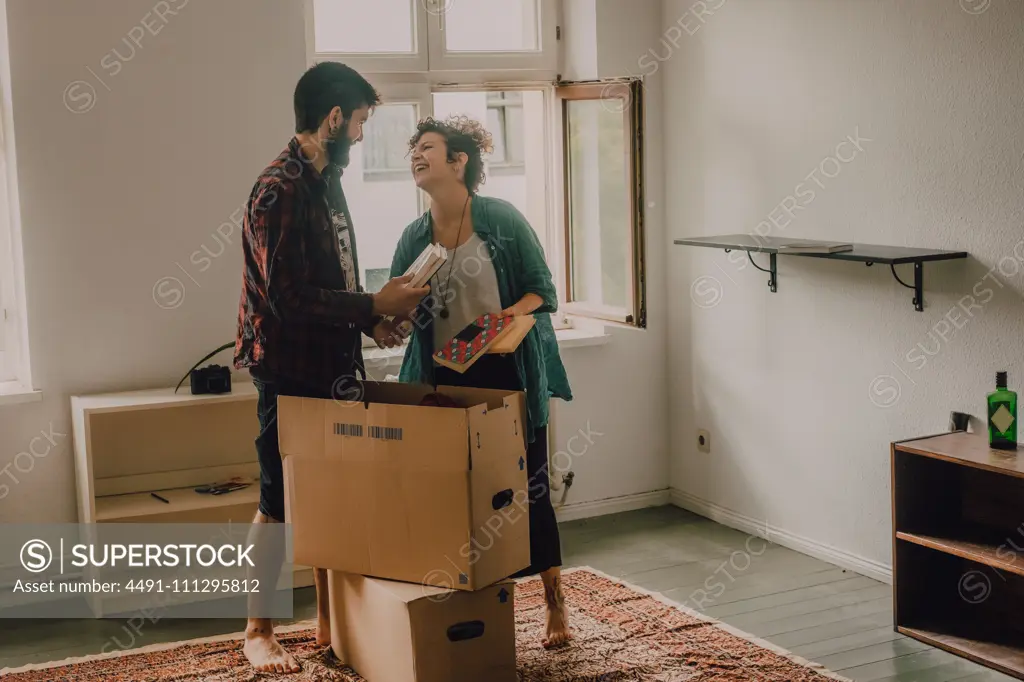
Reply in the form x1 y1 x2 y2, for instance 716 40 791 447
892 431 1024 679
71 380 313 616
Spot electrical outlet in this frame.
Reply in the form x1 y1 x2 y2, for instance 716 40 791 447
697 429 711 453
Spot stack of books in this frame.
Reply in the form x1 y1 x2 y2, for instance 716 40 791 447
433 313 537 373
403 242 448 288
388 243 449 336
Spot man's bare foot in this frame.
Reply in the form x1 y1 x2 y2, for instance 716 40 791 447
244 628 301 674
541 571 572 649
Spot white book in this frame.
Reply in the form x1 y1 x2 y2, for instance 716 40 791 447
403 242 448 288
383 243 448 327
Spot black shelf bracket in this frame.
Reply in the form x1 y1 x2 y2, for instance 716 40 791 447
885 262 924 312
747 251 777 292
724 249 777 292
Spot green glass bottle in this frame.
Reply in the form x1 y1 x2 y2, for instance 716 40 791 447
987 371 1018 450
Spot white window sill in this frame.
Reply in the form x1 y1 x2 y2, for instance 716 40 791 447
362 326 611 366
0 380 42 406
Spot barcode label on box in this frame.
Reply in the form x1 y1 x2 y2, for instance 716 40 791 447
334 423 364 437
369 426 403 441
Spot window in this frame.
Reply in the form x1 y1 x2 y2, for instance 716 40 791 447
557 80 646 327
362 102 417 180
0 73 18 381
432 89 545 249
344 91 429 294
307 2 647 336
306 0 558 80
486 92 525 173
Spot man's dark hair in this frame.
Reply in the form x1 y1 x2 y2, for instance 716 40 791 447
293 61 381 133
408 115 493 194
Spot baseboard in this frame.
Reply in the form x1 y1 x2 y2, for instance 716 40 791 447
670 488 892 584
555 489 671 522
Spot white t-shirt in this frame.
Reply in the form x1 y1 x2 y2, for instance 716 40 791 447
431 232 502 350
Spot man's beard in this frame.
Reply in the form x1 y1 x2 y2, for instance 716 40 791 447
326 129 352 169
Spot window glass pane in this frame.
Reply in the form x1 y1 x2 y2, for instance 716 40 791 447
314 0 415 53
443 0 539 52
566 100 630 311
432 90 547 254
486 108 506 163
346 102 422 292
363 104 416 173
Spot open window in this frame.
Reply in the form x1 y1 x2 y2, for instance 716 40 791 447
555 79 646 329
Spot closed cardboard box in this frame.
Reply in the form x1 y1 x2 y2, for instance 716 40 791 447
280 381 531 591
328 572 517 682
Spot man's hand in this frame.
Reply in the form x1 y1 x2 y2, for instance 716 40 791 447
372 274 430 318
371 319 405 349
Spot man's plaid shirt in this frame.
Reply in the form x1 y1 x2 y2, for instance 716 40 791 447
234 137 378 389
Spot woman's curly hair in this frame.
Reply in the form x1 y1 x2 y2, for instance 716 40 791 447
408 115 494 194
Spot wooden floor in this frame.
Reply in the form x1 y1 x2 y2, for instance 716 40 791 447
0 505 1017 681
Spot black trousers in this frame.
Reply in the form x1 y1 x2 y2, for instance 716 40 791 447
434 354 563 576
252 372 334 523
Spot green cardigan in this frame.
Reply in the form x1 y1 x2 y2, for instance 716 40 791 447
389 195 573 443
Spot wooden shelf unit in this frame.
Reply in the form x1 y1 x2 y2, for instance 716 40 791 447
71 380 313 615
892 431 1024 679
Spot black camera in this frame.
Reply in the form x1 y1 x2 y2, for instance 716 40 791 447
190 364 232 395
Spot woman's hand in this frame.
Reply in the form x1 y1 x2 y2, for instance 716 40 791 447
371 319 406 349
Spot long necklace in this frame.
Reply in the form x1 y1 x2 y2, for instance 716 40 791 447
434 194 471 320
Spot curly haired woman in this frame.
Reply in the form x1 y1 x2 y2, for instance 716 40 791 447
387 115 574 648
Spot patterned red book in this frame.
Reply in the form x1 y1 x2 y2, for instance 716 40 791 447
433 313 513 373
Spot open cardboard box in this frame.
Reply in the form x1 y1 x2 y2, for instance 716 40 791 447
328 571 517 682
280 381 531 591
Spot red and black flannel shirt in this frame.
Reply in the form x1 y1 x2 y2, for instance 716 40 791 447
234 137 379 390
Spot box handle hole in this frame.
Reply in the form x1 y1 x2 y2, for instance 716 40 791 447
492 489 514 510
447 620 485 642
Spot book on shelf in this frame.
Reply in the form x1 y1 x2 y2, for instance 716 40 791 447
433 313 535 373
775 240 853 254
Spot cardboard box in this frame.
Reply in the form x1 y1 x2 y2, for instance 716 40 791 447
328 572 517 682
280 381 530 591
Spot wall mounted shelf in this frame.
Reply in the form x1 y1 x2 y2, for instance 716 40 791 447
674 234 969 312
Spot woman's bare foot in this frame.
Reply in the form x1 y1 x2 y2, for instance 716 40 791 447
244 621 301 674
540 569 572 649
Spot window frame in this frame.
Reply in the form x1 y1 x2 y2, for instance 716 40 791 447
554 78 647 330
304 0 562 85
0 59 21 384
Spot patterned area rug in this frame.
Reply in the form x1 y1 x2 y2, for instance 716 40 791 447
2 567 851 681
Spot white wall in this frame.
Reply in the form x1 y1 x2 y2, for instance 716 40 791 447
665 0 1024 575
0 0 307 523
0 0 671 523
